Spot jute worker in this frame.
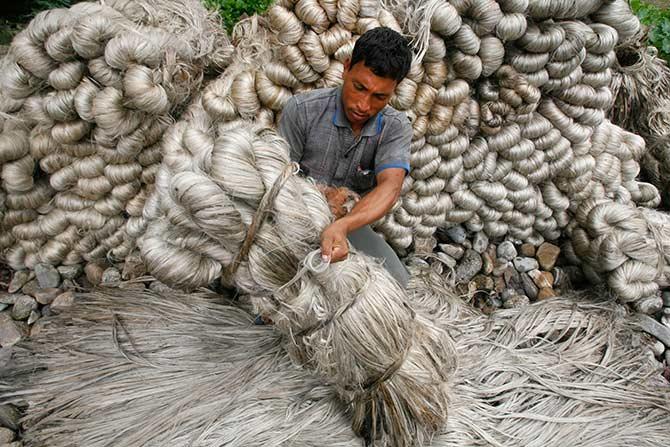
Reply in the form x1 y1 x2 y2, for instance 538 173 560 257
278 27 413 288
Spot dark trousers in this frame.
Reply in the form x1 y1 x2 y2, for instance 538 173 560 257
347 225 409 288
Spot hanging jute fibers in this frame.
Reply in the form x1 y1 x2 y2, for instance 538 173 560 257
1 281 669 446
1 0 670 445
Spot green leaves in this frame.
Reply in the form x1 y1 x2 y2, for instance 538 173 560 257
631 0 670 62
204 0 274 32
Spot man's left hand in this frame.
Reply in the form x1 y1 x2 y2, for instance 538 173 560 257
320 220 349 263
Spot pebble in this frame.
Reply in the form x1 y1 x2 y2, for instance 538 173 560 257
51 291 76 312
552 267 564 288
472 232 488 254
61 279 77 290
471 274 494 291
520 243 536 257
536 242 560 271
27 309 41 325
513 257 539 273
57 264 83 280
20 280 39 297
661 315 670 328
663 291 670 308
445 225 467 244
0 294 16 305
537 287 557 301
0 405 20 431
10 295 37 321
34 263 61 289
7 271 32 294
492 260 509 277
500 288 515 302
455 249 483 283
438 244 464 260
150 281 177 295
406 258 430 269
0 427 14 443
634 295 664 315
528 269 554 289
101 267 121 284
0 305 6 313
520 273 539 300
666 350 670 365
436 252 457 269
503 265 521 290
84 263 104 286
122 253 147 280
0 314 22 347
34 288 62 305
503 293 530 309
497 241 517 261
651 340 666 358
481 252 494 275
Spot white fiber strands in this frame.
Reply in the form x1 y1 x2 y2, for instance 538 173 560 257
139 110 455 445
2 285 670 446
0 0 230 271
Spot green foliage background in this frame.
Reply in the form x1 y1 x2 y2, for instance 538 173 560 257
630 0 670 62
203 0 273 32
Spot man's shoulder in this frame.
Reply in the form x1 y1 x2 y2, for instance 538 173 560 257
380 105 411 129
292 87 338 108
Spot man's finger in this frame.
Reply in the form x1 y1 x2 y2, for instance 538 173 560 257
321 236 333 262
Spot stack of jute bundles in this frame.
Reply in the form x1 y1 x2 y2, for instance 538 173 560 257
0 0 232 272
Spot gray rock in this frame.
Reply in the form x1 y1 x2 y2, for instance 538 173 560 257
492 260 509 277
41 305 55 318
500 288 515 302
0 294 16 305
27 309 41 325
513 257 539 273
650 340 666 358
34 263 61 289
84 263 104 286
406 258 430 269
34 288 62 305
0 305 6 313
438 243 464 260
20 280 39 297
436 252 457 269
663 291 670 308
455 249 483 283
520 273 539 300
0 315 22 347
481 252 494 275
630 314 670 347
634 295 663 315
8 271 32 294
10 295 37 321
101 267 121 284
51 291 76 312
490 296 503 309
497 241 517 261
503 294 530 309
665 349 670 365
57 264 83 280
0 404 20 430
0 427 14 443
472 232 489 254
661 315 670 328
445 225 467 244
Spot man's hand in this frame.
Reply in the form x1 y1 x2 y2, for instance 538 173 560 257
320 220 349 263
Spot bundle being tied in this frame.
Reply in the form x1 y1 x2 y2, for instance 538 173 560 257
139 97 456 444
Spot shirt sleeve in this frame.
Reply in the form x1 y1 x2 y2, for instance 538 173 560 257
277 96 305 163
374 112 412 174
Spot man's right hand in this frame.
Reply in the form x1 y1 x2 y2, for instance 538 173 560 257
320 220 349 263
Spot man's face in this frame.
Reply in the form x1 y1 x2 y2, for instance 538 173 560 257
341 59 397 128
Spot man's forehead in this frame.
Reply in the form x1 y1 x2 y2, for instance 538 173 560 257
349 62 397 93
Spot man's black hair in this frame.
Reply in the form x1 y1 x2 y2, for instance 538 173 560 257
349 27 412 82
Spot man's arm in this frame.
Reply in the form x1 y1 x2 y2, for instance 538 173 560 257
320 167 405 262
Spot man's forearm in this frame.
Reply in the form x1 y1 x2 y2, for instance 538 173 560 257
336 181 399 233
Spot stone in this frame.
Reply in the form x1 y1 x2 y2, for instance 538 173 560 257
406 258 430 269
513 257 539 273
471 274 494 291
0 427 14 443
551 267 564 288
27 309 41 325
472 232 488 254
438 243 464 260
474 292 497 315
436 252 457 269
51 291 76 312
84 263 105 286
481 252 494 275
500 288 515 302
10 295 37 320
662 290 670 308
101 267 121 285
7 271 32 294
34 288 62 305
0 315 22 347
520 273 539 300
528 269 554 289
503 293 530 309
492 260 509 277
445 225 467 244
57 264 83 280
61 279 77 290
122 253 147 280
150 281 177 295
503 264 521 289
0 404 20 430
634 295 664 315
537 287 557 301
20 280 39 297
462 239 472 249
34 263 61 289
494 276 506 294
0 294 16 305
631 314 670 347
651 340 666 358
536 242 560 271
497 241 517 261
520 243 536 257
414 236 437 256
490 296 503 309
0 305 6 313
41 305 55 317
455 249 483 283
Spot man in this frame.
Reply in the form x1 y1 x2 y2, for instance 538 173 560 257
278 27 413 288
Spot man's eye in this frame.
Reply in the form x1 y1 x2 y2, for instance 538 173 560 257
355 84 364 90
375 95 387 100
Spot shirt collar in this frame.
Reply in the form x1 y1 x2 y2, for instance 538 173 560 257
333 86 383 137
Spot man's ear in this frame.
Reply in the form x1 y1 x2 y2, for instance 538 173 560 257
344 59 351 71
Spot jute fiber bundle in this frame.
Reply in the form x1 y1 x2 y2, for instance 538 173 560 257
3 284 669 446
0 0 233 271
139 100 456 445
